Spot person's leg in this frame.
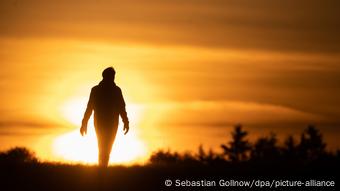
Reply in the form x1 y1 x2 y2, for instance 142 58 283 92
97 131 110 167
99 135 112 167
96 126 118 167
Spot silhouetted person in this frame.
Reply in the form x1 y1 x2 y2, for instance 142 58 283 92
80 67 129 167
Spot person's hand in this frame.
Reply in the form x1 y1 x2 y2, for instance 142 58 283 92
123 123 129 135
80 124 87 136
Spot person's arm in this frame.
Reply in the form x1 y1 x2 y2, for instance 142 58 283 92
118 88 129 134
80 88 94 136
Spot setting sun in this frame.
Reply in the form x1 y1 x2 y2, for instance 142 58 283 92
53 98 147 165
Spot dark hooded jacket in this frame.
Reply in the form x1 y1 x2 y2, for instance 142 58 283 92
82 79 129 129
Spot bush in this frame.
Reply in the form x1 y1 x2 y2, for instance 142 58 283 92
0 147 38 164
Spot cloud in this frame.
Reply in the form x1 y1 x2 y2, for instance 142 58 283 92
0 120 57 128
143 100 328 127
0 119 68 137
1 0 339 53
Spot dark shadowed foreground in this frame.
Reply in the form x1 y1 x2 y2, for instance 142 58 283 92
0 160 338 191
0 125 339 190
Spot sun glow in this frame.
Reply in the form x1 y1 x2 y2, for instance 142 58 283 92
53 97 147 165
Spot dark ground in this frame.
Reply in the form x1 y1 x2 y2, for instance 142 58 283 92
0 161 338 191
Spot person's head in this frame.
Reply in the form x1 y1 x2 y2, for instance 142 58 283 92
102 67 116 81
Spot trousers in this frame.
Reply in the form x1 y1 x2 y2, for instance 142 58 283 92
95 124 118 167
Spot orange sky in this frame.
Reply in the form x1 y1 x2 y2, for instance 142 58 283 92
0 0 339 164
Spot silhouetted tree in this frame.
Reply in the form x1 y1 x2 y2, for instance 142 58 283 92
181 151 198 164
298 125 326 160
0 147 38 164
147 125 338 167
251 133 280 161
221 124 251 162
196 145 224 165
282 135 298 160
